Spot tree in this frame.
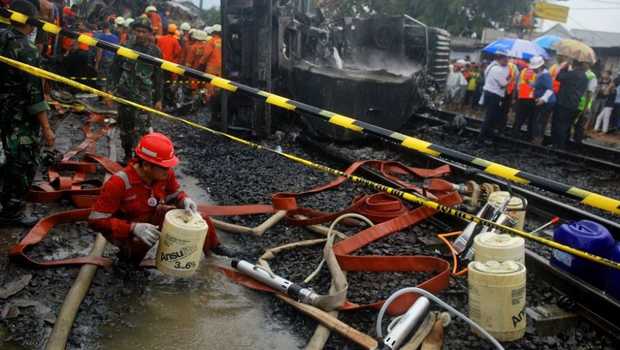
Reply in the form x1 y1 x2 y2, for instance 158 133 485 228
202 6 220 25
318 0 535 37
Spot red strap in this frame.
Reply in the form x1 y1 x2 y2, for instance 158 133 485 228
220 162 463 316
9 209 112 268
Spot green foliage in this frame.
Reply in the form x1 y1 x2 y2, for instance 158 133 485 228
323 0 535 36
202 6 220 25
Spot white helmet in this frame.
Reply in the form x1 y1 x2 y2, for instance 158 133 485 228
124 18 134 28
529 55 545 70
191 30 207 41
180 22 191 31
204 25 213 34
145 6 157 13
115 17 125 26
211 24 222 33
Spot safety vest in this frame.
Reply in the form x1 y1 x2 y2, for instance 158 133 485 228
518 68 537 99
549 64 561 94
506 62 518 96
578 70 597 112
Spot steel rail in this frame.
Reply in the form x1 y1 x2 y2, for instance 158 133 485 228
0 8 618 216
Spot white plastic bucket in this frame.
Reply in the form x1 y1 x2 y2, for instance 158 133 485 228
487 191 527 230
468 260 527 342
474 232 525 264
156 209 208 277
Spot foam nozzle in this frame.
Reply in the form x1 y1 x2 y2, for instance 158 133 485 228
231 260 240 269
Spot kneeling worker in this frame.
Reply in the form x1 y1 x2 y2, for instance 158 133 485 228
88 133 234 265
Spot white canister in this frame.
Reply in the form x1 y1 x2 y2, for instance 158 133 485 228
468 260 527 342
156 209 209 277
474 232 525 264
487 191 527 230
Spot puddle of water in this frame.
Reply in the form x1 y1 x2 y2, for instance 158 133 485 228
100 170 304 349
101 260 303 350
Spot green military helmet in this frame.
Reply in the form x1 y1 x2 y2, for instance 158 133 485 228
132 15 152 32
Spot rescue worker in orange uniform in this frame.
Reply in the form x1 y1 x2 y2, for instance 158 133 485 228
88 133 235 265
499 60 519 132
186 30 210 92
549 55 568 95
200 24 222 103
157 24 183 105
157 23 182 63
512 60 538 140
145 6 163 36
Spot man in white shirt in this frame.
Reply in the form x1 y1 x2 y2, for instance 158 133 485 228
478 52 510 145
446 60 468 109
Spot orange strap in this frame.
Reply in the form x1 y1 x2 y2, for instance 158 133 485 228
221 161 462 316
9 209 113 268
26 114 120 207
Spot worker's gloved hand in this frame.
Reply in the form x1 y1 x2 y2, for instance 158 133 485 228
132 223 161 246
182 197 198 216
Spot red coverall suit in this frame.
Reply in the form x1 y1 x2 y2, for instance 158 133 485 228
88 162 220 265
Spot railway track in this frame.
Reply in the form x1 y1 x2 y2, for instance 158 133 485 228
299 135 620 342
415 108 620 171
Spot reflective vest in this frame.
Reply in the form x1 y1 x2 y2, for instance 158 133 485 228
518 68 537 99
578 70 597 111
506 62 518 96
549 64 561 94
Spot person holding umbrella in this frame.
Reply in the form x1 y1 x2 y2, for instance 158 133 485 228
550 39 596 149
551 61 589 149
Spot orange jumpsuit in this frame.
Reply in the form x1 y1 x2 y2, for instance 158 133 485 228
147 12 163 36
179 33 192 65
157 34 182 63
200 34 222 100
187 41 210 90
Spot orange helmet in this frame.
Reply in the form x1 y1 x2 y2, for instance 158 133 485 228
168 23 178 34
135 133 179 168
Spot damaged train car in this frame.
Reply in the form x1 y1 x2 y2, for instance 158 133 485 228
221 0 450 139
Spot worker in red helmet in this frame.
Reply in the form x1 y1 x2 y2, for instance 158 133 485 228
88 133 235 265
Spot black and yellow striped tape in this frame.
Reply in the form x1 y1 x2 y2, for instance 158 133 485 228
66 76 205 85
3 53 619 271
2 8 618 216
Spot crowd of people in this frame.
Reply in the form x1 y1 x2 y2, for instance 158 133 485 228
446 53 620 149
0 0 223 227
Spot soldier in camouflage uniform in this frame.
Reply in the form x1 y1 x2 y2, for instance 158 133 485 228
108 16 163 163
0 0 55 225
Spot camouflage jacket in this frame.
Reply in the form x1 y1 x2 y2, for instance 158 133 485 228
108 39 163 105
0 27 50 144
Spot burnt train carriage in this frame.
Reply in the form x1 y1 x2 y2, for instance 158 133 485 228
221 0 450 140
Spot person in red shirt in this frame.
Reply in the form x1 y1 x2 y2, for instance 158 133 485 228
88 133 234 265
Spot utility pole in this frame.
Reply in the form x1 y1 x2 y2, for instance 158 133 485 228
199 0 204 10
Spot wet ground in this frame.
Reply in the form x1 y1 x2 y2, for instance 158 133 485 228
98 167 303 350
0 110 303 350
2 103 619 349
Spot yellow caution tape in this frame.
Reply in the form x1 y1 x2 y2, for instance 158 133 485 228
2 53 619 271
328 114 364 133
116 47 139 60
77 34 98 47
161 61 185 75
265 94 296 110
42 22 61 35
1 7 618 217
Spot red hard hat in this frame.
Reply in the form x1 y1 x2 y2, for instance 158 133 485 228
134 133 179 168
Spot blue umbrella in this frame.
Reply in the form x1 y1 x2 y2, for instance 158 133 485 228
483 38 549 60
534 35 562 50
